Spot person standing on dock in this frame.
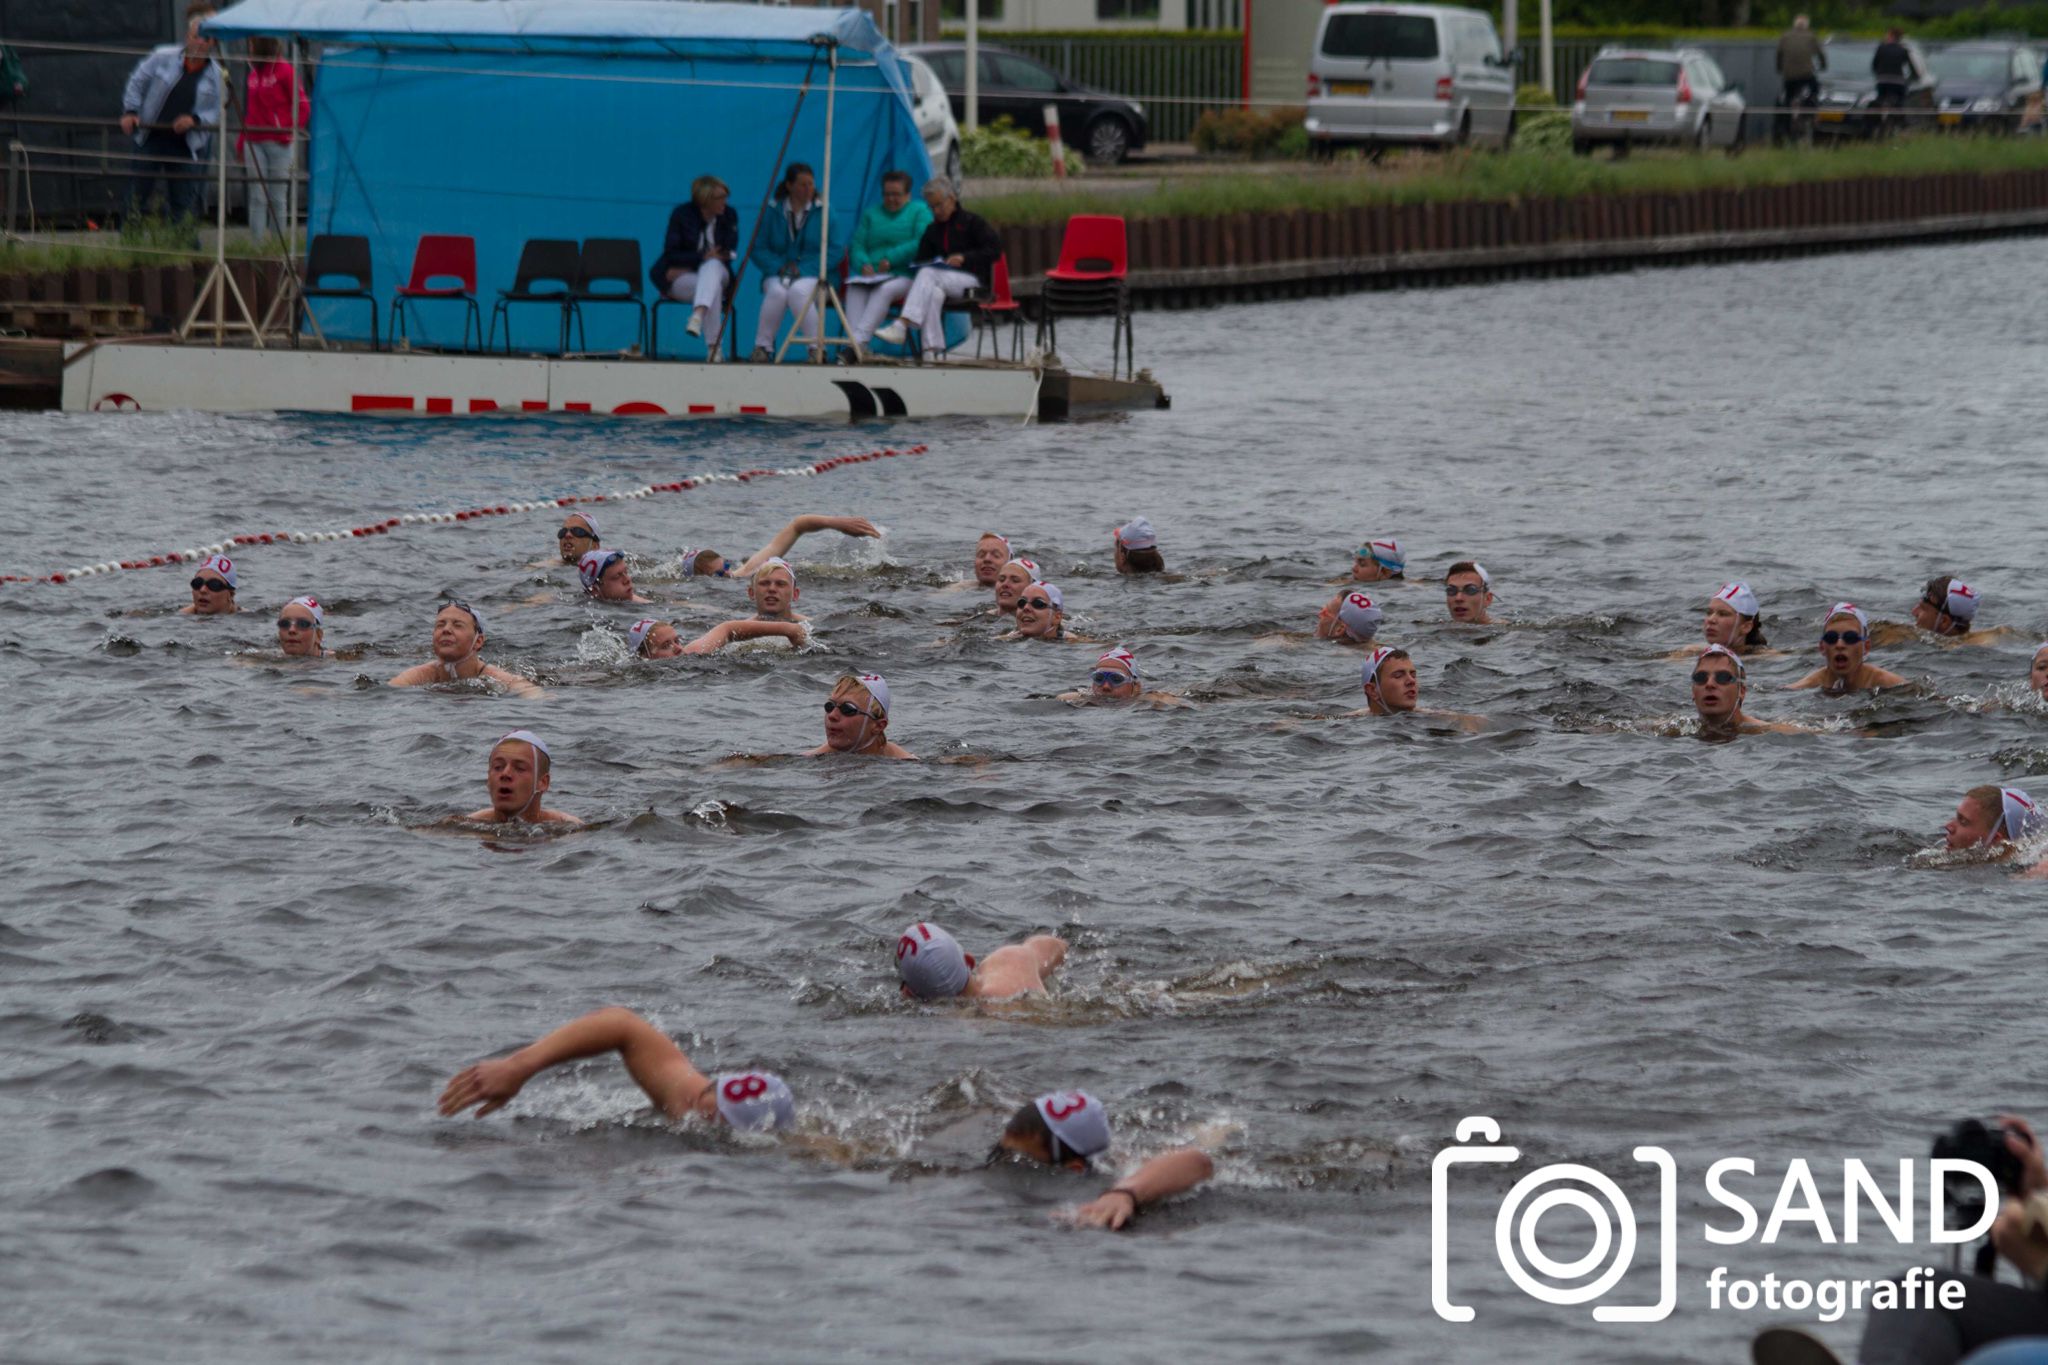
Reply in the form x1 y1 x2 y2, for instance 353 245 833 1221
650 175 739 360
1773 16 1826 145
119 8 224 226
873 182 1002 360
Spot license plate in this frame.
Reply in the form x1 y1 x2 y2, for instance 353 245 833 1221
1817 110 1845 123
1609 109 1649 122
1328 80 1373 96
1938 111 1963 125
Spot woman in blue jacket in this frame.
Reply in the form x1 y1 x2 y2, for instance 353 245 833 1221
650 175 739 360
844 169 933 347
747 163 836 363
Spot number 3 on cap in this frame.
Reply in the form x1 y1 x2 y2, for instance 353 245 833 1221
1043 1093 1087 1121
724 1074 768 1102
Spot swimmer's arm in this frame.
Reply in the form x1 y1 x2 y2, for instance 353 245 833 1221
388 663 438 687
1026 934 1067 979
2022 862 2048 881
1064 1148 1215 1231
732 514 881 577
484 666 543 698
437 1007 707 1121
1786 669 1825 690
1870 667 1909 688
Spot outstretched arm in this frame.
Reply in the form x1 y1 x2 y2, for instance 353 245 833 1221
682 619 808 654
1066 1148 1215 1230
733 514 882 578
1027 934 1068 977
437 1007 710 1121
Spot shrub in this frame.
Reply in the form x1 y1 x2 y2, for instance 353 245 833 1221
1513 110 1575 155
1193 105 1309 157
1517 82 1559 110
961 116 1086 179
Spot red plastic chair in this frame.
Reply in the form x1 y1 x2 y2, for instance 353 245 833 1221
389 233 482 352
1045 214 1128 282
974 255 1024 362
1038 214 1133 378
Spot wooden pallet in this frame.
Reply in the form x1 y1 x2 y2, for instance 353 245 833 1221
0 302 148 338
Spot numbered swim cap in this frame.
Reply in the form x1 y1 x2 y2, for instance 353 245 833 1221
579 549 626 593
1097 646 1138 680
626 618 660 655
1940 579 1979 622
2001 788 2043 843
199 553 237 589
1035 1090 1112 1163
713 1071 795 1132
1114 517 1157 551
1823 602 1869 633
285 595 323 625
1025 582 1063 612
1696 643 1746 678
1004 557 1040 578
494 729 550 759
1714 581 1759 618
1336 592 1382 641
1358 539 1404 572
1361 646 1396 690
896 921 971 999
563 511 600 539
852 671 890 717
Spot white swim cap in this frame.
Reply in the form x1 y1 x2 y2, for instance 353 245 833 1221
1359 538 1404 572
980 531 1010 550
494 728 549 759
853 671 889 717
442 599 486 637
1823 602 1869 633
626 618 660 654
1097 645 1138 679
2001 788 2043 842
1714 581 1759 618
1025 581 1063 612
712 1071 795 1132
1336 591 1382 640
563 510 600 539
1361 646 1396 689
1469 562 1491 586
757 556 796 582
579 549 626 593
1114 517 1157 551
285 595 323 625
896 921 971 999
1941 579 1979 621
1004 556 1039 578
1696 643 1746 679
1035 1091 1112 1163
199 553 237 589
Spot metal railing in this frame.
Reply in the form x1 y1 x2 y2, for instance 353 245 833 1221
1 110 305 234
979 33 1242 143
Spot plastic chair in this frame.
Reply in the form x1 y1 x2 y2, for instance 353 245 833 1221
300 233 377 350
566 238 648 354
486 238 578 355
1037 214 1133 378
972 255 1024 362
389 233 481 353
651 288 736 361
1044 214 1129 282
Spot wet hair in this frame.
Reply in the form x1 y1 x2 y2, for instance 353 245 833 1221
1123 547 1165 574
779 162 816 198
691 174 729 208
1922 574 1954 610
1445 560 1486 584
691 548 725 576
1966 785 2005 833
881 169 913 192
1001 1101 1092 1169
1740 617 1767 649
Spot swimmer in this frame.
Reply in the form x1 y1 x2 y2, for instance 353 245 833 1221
895 920 1067 1001
1351 538 1404 583
808 672 914 759
181 553 239 615
2032 642 2048 697
992 1090 1216 1232
626 616 806 659
553 511 600 564
1112 518 1164 575
437 1005 793 1131
1703 580 1768 654
1912 573 1980 638
1789 603 1906 694
972 532 1011 587
744 557 804 624
1313 590 1383 646
1944 784 2042 856
578 548 652 604
678 513 882 581
1345 647 1484 731
1691 644 1807 738
389 601 540 695
1443 560 1496 625
464 729 581 826
1006 581 1066 642
275 595 325 658
1058 646 1189 708
992 556 1040 617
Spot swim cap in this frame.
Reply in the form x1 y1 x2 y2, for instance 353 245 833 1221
712 1071 795 1132
579 549 626 593
980 532 1010 550
1097 645 1138 679
443 599 486 637
626 618 660 654
1336 591 1382 640
1469 563 1491 586
1824 602 1869 633
1114 517 1157 551
677 545 700 575
896 921 971 999
756 556 796 582
1035 1091 1112 1163
1358 538 1404 572
1941 579 1979 622
1714 581 1759 618
853 671 890 717
494 728 549 759
563 511 599 539
285 595 323 625
2000 788 2043 842
199 553 237 589
1360 646 1396 689
1004 557 1040 578
1696 643 1746 678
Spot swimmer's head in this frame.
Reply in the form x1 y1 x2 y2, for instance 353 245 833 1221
1444 561 1492 623
1113 518 1163 575
189 553 237 614
1912 574 1978 636
974 533 1011 587
748 558 798 618
1817 603 1870 676
628 617 681 659
995 1091 1112 1171
1948 784 2009 851
994 557 1039 612
2031 642 2048 697
895 920 975 999
822 672 890 754
1704 581 1766 652
711 1071 796 1132
1353 538 1405 582
1362 647 1417 713
679 546 733 579
555 512 599 563
579 549 634 601
1091 646 1141 701
1691 644 1746 722
1014 582 1064 639
433 600 486 662
1334 591 1382 643
487 730 551 819
276 595 323 657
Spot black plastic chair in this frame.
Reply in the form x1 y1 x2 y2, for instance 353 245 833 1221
566 238 648 354
487 238 579 355
300 233 378 350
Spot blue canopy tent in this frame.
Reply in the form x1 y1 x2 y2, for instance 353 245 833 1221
203 0 935 356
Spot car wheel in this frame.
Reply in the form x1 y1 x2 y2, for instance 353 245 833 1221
1085 116 1132 164
1726 118 1746 157
945 141 963 191
1571 136 1591 156
1453 111 1472 147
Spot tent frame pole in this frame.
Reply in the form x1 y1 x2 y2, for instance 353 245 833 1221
781 37 858 365
179 44 263 347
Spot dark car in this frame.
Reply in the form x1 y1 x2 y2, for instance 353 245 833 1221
906 43 1148 163
1926 41 2041 133
1814 37 1939 138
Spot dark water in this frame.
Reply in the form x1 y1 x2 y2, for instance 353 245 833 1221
4 237 2047 1365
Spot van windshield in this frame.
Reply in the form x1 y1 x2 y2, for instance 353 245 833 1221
1586 57 1680 86
1322 14 1440 61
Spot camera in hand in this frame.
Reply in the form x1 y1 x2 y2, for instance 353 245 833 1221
1932 1118 2026 1273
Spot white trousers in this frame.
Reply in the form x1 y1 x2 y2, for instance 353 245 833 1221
843 276 912 344
665 259 730 345
755 274 822 351
901 266 979 357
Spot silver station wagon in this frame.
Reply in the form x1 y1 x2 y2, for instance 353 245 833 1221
1570 47 1747 154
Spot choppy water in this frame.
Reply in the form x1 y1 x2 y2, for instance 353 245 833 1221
4 237 2047 1365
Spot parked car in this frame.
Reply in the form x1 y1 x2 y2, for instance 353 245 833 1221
906 42 1148 164
1570 47 1746 154
899 51 963 188
1302 2 1516 154
1814 38 1939 138
1926 41 2040 133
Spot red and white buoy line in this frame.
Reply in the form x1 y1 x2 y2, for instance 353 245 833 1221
2 444 931 586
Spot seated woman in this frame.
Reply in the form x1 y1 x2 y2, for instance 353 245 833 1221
873 181 1001 360
843 169 932 348
649 174 738 360
748 162 836 364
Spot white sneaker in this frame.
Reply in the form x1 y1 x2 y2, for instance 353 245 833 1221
705 344 724 364
684 309 703 338
873 320 907 346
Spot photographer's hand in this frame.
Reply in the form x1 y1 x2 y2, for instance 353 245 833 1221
1994 1196 2048 1282
2000 1113 2048 1196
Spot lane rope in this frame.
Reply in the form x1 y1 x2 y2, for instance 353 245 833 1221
3 444 929 586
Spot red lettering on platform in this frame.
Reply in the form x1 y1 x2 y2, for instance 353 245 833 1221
611 402 667 416
563 402 592 413
687 404 716 415
351 394 414 412
521 400 549 412
468 399 499 414
424 397 453 414
740 405 766 415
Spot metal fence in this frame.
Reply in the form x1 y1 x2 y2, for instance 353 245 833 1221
985 34 1242 143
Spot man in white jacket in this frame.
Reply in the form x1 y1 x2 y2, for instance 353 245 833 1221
118 10 223 222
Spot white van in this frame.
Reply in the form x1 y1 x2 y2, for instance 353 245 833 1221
1304 3 1517 153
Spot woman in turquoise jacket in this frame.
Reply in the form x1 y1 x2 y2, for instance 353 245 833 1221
843 169 934 347
747 163 841 362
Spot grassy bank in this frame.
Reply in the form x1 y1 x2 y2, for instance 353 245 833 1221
0 224 292 277
975 135 2048 225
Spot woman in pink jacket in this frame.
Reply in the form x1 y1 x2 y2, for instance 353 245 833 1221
237 37 308 244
